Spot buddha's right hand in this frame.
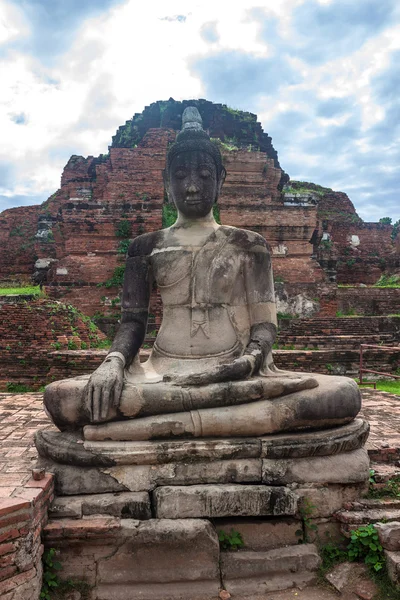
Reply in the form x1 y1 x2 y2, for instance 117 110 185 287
163 355 254 387
84 355 124 422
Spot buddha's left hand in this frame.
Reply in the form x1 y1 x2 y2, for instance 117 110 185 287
163 354 258 387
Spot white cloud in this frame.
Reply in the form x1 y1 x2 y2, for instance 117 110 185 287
0 0 399 222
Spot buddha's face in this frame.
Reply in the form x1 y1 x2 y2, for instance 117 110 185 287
167 151 223 218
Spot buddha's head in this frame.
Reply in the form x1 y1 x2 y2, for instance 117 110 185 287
164 107 226 219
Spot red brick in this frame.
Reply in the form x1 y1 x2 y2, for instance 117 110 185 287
0 565 17 582
0 498 31 517
0 529 19 544
0 511 31 529
0 543 15 557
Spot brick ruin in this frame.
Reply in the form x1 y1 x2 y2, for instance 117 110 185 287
0 98 399 388
1 98 398 323
0 297 106 391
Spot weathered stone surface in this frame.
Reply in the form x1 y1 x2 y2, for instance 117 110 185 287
37 422 369 467
376 521 400 551
81 492 151 519
263 448 369 485
39 457 262 494
83 437 262 465
215 517 300 550
221 544 320 596
96 519 220 600
48 492 152 519
325 562 370 593
37 458 128 495
106 460 262 490
295 483 368 518
261 418 369 459
49 496 83 519
385 550 400 584
306 518 343 545
336 507 400 525
154 485 298 519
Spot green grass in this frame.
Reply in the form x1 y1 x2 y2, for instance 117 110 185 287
375 380 400 395
0 285 43 296
356 379 400 395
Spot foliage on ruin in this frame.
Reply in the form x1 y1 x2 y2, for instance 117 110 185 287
103 265 126 288
115 219 131 238
374 274 400 288
0 285 43 296
218 529 245 551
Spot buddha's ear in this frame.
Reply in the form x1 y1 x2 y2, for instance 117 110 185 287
162 169 170 198
217 167 226 196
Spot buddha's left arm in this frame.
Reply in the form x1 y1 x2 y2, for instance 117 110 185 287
243 240 278 374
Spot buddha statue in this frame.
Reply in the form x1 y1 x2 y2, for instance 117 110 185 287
43 107 361 442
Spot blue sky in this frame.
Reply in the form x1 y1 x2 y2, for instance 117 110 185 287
1 0 399 222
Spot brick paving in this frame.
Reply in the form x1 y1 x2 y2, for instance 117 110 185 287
0 388 399 501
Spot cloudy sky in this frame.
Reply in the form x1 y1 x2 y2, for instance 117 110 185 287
1 0 399 222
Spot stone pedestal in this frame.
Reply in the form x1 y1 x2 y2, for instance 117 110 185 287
36 419 370 599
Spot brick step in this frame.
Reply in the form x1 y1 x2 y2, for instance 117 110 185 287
277 334 394 349
220 544 320 596
336 507 400 525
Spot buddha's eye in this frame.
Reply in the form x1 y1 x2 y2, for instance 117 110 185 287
200 169 211 178
174 169 187 179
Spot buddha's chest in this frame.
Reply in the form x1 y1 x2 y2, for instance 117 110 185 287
150 245 245 306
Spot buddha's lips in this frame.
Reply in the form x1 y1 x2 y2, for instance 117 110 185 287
185 198 202 205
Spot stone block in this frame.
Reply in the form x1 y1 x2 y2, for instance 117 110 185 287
40 458 262 494
214 517 300 550
295 483 367 518
262 448 369 485
81 492 151 520
376 521 400 551
96 519 220 600
221 544 320 596
154 485 298 519
385 550 400 584
261 418 369 459
49 497 83 519
83 437 262 465
307 518 344 545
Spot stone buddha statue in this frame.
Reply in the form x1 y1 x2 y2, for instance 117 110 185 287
43 107 361 443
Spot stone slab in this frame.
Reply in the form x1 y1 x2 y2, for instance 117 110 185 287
85 437 262 465
221 544 321 596
295 483 368 518
385 550 400 584
96 519 220 600
49 492 151 520
262 448 370 485
261 418 369 459
39 457 262 494
154 485 298 519
44 517 220 598
215 517 300 550
376 521 400 551
35 420 369 467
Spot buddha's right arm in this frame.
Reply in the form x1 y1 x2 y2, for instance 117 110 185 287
107 249 152 367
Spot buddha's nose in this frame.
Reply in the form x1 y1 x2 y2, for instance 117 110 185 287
187 183 199 193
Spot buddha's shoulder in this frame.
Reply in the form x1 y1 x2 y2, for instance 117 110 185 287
127 231 165 257
220 226 269 252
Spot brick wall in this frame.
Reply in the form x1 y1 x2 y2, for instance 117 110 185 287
338 287 400 316
0 298 105 390
0 475 54 600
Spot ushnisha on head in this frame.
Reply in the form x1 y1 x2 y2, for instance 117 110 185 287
164 107 226 219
